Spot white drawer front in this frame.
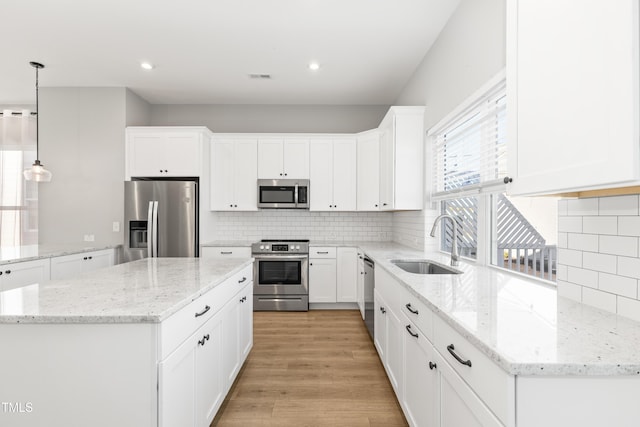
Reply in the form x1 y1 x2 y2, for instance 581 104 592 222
160 265 252 358
201 246 251 259
398 286 433 342
433 315 515 426
309 247 337 258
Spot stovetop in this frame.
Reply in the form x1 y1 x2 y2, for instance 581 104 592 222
251 239 310 254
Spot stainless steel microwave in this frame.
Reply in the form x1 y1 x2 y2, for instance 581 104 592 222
257 179 309 209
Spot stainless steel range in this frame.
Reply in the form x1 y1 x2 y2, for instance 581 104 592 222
252 239 309 311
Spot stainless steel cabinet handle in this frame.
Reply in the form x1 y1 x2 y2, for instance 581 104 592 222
317 251 329 254
429 361 437 370
405 324 419 338
238 277 247 283
447 344 472 367
195 305 211 318
405 303 419 315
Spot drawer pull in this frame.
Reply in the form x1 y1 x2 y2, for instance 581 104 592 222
220 251 233 255
5 270 10 274
316 251 329 254
429 361 437 370
238 276 247 283
198 334 210 346
405 324 419 338
447 344 472 367
405 303 419 315
195 305 211 318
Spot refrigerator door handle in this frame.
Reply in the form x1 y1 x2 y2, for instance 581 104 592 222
152 201 159 257
147 201 155 257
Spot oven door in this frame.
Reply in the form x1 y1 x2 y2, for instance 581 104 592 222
253 254 309 295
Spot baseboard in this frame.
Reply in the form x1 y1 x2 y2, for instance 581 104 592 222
309 302 359 310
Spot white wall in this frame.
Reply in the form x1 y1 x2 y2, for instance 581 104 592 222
150 104 389 133
38 88 150 245
391 0 506 249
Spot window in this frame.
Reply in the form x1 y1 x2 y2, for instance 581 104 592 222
428 72 557 282
0 110 38 248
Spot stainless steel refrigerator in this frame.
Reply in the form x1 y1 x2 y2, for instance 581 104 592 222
124 179 198 262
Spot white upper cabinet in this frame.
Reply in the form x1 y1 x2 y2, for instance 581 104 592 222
210 138 258 211
257 138 309 179
378 107 425 210
357 130 380 211
126 127 211 179
506 0 639 196
309 138 357 211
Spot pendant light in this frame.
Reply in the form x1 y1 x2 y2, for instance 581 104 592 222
23 61 52 182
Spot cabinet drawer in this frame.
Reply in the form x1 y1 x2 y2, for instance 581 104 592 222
433 315 515 426
201 246 251 259
309 247 336 258
397 286 433 342
160 265 252 358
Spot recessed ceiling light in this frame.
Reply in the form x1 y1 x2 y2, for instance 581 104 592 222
308 62 320 71
140 62 154 70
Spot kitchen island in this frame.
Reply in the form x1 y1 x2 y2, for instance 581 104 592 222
0 257 254 427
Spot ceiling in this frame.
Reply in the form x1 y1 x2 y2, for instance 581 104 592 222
2 0 459 106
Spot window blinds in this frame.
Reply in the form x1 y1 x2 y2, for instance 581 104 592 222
430 75 507 200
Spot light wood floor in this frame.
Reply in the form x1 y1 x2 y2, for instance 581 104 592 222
211 310 408 427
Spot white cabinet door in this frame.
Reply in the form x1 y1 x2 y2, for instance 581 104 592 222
373 290 387 362
378 120 394 211
257 139 284 179
309 139 334 211
197 312 225 427
403 321 439 427
357 252 365 319
357 132 380 211
84 249 114 272
0 259 50 292
336 247 357 303
385 304 404 397
50 254 84 280
283 139 309 179
507 0 639 196
211 139 258 211
163 134 202 176
332 139 357 211
128 133 166 177
238 282 253 361
222 292 241 388
309 258 337 303
438 352 504 427
159 334 197 427
234 140 258 210
210 140 235 210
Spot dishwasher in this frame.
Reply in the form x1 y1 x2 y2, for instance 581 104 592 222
363 257 375 340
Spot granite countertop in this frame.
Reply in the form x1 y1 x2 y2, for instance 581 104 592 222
0 244 121 265
358 242 640 377
0 257 253 324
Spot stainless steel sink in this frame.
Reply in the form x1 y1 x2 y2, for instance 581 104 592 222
390 259 462 275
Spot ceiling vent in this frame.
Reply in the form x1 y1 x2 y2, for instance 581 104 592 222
248 73 272 79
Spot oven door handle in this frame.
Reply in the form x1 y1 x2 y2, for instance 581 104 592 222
253 255 309 261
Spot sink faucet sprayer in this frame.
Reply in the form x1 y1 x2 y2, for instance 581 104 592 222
429 214 460 267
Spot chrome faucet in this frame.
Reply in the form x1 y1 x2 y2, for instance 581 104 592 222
430 214 460 267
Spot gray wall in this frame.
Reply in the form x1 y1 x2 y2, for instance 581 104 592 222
392 0 506 250
150 104 389 133
38 88 150 245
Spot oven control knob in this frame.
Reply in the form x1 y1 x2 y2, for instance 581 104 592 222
266 245 270 250
259 245 264 250
295 245 300 250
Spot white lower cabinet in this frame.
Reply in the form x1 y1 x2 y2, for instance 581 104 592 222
0 258 50 291
309 258 337 303
374 266 513 427
336 247 357 302
309 247 358 304
159 265 253 427
50 249 115 280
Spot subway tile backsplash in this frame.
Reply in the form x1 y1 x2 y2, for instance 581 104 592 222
205 210 393 242
558 195 640 320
